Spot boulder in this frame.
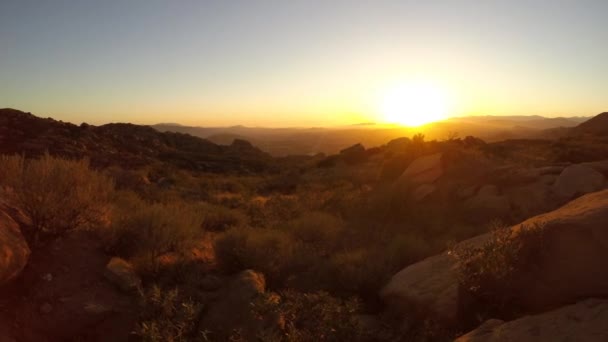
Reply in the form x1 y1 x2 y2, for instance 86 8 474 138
399 153 443 185
553 164 604 199
464 185 511 222
199 270 273 340
412 184 437 201
455 299 608 342
0 210 30 285
381 189 608 324
103 257 141 292
339 143 366 164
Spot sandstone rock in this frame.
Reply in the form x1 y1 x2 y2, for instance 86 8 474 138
399 153 443 184
199 274 223 291
553 164 604 199
381 189 608 324
0 210 30 285
412 184 436 201
535 165 565 175
455 299 608 342
200 270 271 340
464 185 511 222
339 143 366 164
40 303 53 314
104 257 141 292
457 185 478 199
477 184 499 197
581 159 608 175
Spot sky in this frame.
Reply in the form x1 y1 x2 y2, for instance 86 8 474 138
1 0 607 126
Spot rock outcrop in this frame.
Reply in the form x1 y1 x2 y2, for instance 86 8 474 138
455 299 608 342
399 153 443 185
464 184 511 221
0 210 30 285
381 189 608 324
104 257 142 293
553 164 605 199
199 270 278 340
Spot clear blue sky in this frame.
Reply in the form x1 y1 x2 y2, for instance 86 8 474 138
1 0 607 126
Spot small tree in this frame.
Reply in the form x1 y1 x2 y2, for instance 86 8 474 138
0 154 114 245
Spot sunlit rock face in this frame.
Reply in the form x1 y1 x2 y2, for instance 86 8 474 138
399 153 443 185
455 299 608 342
553 164 605 200
0 210 30 285
381 189 608 325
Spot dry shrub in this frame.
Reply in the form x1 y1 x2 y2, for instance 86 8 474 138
109 194 203 271
199 202 246 232
287 211 344 246
253 290 364 342
0 153 114 245
135 285 203 342
214 226 304 287
450 224 545 321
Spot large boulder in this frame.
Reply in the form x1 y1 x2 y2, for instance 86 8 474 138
199 270 278 340
399 153 443 185
464 185 511 222
0 210 30 285
104 257 142 292
381 189 608 324
455 299 608 342
553 164 604 199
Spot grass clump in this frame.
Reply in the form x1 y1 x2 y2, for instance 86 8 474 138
135 285 203 342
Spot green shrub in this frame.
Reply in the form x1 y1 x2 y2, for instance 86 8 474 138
135 285 203 342
0 154 114 245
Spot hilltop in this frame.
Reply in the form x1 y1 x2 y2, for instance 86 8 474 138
573 112 608 135
0 108 272 173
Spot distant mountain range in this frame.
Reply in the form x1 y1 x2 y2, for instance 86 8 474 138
153 115 592 156
0 108 272 173
2 108 604 162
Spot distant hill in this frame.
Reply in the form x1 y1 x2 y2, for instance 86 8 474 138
0 109 273 173
153 115 589 156
573 112 608 135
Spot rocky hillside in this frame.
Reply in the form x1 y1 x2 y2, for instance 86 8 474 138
573 112 608 135
0 108 273 173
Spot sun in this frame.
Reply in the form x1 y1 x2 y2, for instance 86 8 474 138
378 82 451 126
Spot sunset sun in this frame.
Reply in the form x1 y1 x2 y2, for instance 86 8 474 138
379 82 451 126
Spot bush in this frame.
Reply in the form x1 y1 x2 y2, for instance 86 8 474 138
0 154 114 245
109 196 203 271
253 290 364 342
214 226 305 287
450 224 545 321
287 212 344 246
135 285 203 342
199 203 246 232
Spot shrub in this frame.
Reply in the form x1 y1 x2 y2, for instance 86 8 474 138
287 212 344 246
0 154 114 245
109 196 203 271
450 224 545 321
253 290 364 342
135 285 203 342
199 203 246 232
214 226 304 287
